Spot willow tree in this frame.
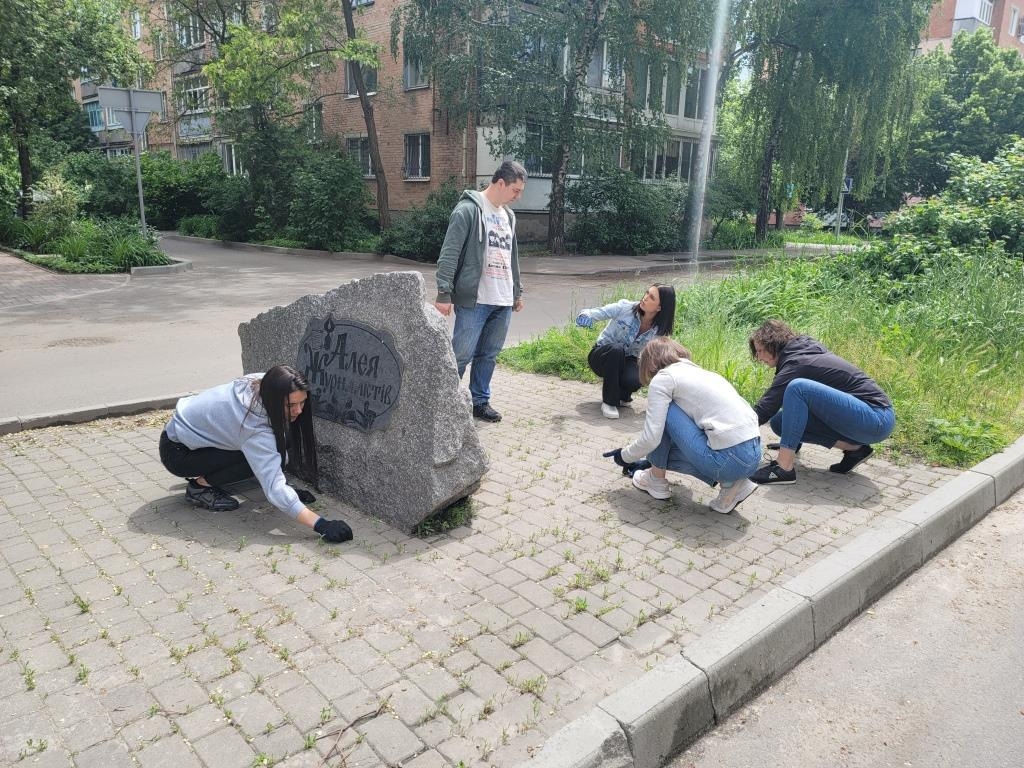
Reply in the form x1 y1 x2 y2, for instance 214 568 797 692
392 0 714 254
0 0 146 217
731 0 933 240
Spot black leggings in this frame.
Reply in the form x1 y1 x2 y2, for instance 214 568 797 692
587 345 641 407
159 432 254 487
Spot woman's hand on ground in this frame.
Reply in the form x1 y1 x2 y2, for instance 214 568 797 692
576 313 594 328
314 517 353 543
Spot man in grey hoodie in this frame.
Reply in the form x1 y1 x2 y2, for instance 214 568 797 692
434 160 526 422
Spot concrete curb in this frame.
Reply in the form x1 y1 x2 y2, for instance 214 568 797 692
516 435 1024 768
131 257 193 276
1 394 191 436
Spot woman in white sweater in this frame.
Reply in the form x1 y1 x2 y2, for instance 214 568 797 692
613 337 762 514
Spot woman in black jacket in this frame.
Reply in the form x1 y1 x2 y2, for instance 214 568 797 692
747 319 895 484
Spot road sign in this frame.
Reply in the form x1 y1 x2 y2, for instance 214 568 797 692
96 87 164 136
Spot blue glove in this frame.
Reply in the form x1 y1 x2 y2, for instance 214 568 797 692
576 313 594 329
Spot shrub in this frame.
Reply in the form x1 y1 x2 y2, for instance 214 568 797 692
141 151 227 230
704 218 785 250
566 170 685 254
61 152 136 218
30 169 81 242
204 174 256 242
178 214 220 239
378 179 462 262
287 149 373 251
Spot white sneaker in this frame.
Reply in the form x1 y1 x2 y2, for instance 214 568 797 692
632 469 672 499
709 478 758 514
601 403 619 419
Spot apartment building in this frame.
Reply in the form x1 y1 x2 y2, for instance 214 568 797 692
76 1 712 227
921 0 1024 55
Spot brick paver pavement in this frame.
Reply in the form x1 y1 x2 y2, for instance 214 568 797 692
0 253 127 310
0 368 957 767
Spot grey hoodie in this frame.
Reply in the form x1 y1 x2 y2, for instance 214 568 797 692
435 189 522 307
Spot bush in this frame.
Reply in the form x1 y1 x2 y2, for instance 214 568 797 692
566 170 686 254
204 173 256 242
287 149 373 251
61 152 136 218
704 218 784 250
141 151 227 230
178 214 220 239
379 179 462 262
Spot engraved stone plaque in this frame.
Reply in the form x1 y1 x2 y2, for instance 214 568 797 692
296 315 402 433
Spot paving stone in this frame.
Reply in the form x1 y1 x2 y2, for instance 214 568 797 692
357 714 423 765
190 726 254 768
74 739 134 768
135 734 203 768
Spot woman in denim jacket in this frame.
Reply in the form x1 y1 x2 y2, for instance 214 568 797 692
576 284 676 419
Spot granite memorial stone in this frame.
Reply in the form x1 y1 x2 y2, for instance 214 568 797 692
238 271 488 531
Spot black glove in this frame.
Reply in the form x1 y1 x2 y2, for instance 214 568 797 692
602 448 630 468
314 517 353 543
621 459 651 478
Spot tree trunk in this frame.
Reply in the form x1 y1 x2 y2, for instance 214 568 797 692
341 2 390 231
755 121 782 241
548 1 607 255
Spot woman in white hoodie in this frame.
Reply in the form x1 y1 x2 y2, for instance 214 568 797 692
158 365 352 542
610 338 762 514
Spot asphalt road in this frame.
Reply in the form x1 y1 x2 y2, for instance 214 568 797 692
0 239 712 419
669 489 1024 768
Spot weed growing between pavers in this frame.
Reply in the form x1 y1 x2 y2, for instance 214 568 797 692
413 496 475 536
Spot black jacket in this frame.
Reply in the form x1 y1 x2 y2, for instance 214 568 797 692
753 336 892 425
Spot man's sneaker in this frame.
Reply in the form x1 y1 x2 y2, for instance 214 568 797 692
473 403 502 422
709 478 758 514
829 444 873 474
185 480 239 512
750 460 797 485
601 403 620 419
632 469 672 499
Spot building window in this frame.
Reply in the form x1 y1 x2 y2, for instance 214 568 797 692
177 74 210 113
679 139 696 182
304 102 323 143
154 30 165 61
179 142 214 161
222 143 243 175
346 61 378 97
176 13 206 48
1010 7 1021 36
403 133 430 179
347 137 374 177
352 0 374 7
85 101 103 129
524 122 553 175
403 55 427 89
586 41 621 89
665 62 682 116
682 66 707 120
973 0 993 25
130 9 142 39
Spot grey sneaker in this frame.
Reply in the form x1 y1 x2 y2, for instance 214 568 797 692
709 478 758 514
185 480 239 512
631 469 672 499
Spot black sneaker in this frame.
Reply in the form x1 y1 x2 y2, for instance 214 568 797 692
829 444 873 474
472 403 502 422
290 485 316 504
750 460 797 485
185 480 239 512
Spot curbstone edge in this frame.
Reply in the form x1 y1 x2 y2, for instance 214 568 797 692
895 469 994 565
783 516 918 646
598 655 713 768
971 435 1024 506
682 587 813 721
513 709 634 768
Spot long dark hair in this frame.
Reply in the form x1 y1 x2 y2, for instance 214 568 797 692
259 365 318 486
633 284 676 336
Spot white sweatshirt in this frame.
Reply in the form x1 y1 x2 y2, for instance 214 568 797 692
621 360 760 463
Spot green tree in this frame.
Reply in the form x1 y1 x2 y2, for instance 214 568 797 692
904 29 1024 196
0 0 147 217
392 0 715 254
729 0 933 240
163 1 383 228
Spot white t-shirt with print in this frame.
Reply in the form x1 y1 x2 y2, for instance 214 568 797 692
476 196 514 306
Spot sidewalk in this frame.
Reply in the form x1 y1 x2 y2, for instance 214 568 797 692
1 366 985 768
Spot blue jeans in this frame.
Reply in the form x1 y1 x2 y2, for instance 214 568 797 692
452 303 513 406
770 378 896 450
648 404 762 486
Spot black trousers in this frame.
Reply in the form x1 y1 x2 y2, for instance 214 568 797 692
159 432 254 487
587 344 641 407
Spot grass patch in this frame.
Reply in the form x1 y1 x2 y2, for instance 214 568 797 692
413 497 475 537
500 250 1024 468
